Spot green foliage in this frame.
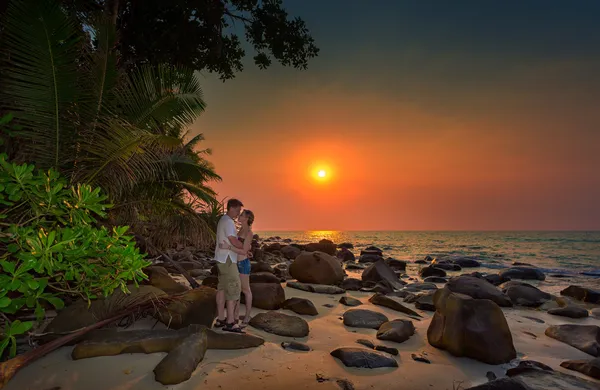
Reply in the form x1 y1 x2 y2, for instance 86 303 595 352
0 155 150 358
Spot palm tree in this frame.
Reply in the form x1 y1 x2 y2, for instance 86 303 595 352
0 0 220 250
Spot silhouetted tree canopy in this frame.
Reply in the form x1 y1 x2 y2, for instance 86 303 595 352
55 0 320 80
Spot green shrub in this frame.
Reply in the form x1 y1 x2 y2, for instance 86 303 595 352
0 155 150 358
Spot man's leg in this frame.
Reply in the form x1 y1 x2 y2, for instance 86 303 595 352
223 257 242 326
216 289 226 321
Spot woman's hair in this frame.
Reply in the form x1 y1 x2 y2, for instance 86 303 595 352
242 210 255 227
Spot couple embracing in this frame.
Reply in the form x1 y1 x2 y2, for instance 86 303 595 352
213 198 255 333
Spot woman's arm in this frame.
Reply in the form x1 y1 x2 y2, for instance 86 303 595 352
220 240 248 255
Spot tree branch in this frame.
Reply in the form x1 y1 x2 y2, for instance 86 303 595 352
224 9 252 24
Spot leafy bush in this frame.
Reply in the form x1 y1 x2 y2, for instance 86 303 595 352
0 155 150 358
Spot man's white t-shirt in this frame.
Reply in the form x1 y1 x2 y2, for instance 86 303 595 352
215 214 238 263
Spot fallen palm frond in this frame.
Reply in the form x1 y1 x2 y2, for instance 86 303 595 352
0 290 187 388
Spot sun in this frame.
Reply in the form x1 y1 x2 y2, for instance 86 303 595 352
317 170 327 178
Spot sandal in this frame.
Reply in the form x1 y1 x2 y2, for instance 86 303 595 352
214 319 227 328
223 322 245 334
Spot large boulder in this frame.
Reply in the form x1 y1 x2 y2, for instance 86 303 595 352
251 262 274 274
502 282 552 307
144 266 188 294
281 245 302 260
361 260 405 290
453 257 481 268
505 361 600 390
384 258 407 271
341 278 363 291
330 348 398 368
368 293 421 317
46 285 169 334
376 320 415 343
289 251 344 285
282 297 318 316
343 309 389 329
419 266 447 278
500 267 545 281
560 285 600 304
446 276 512 307
286 281 345 294
545 325 600 356
548 306 589 319
427 287 516 364
157 287 217 329
153 330 208 385
337 248 356 262
560 358 600 380
304 240 337 256
249 272 281 284
249 312 309 337
248 283 285 310
414 291 436 311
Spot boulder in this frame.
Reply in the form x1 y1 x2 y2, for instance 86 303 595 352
286 281 345 294
249 272 281 284
419 266 447 278
464 378 530 390
144 266 188 294
361 247 383 256
289 251 344 285
330 348 398 368
376 320 415 343
446 276 512 307
343 309 389 329
545 325 600 356
281 245 302 259
384 258 407 271
337 248 356 262
506 362 599 390
560 358 600 380
304 240 337 256
190 269 211 279
345 262 366 270
361 260 405 290
454 258 481 268
427 287 516 364
154 330 208 385
505 360 554 376
201 275 218 289
264 242 282 252
358 254 384 263
503 283 552 307
360 280 395 294
282 298 318 316
338 242 354 249
368 293 421 317
414 291 436 311
249 312 309 337
404 282 438 292
500 267 545 281
249 283 285 310
251 248 265 262
46 285 168 334
251 262 274 274
356 339 375 349
431 261 462 271
341 278 363 291
560 286 600 304
484 273 508 286
281 341 311 352
375 345 398 355
157 287 217 329
339 296 363 307
423 277 448 284
548 306 589 318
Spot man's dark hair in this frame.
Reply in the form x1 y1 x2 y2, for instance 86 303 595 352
226 198 243 210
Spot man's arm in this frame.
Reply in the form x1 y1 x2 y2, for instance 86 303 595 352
228 235 243 248
226 219 243 248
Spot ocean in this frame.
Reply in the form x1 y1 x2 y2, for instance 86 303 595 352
257 231 600 291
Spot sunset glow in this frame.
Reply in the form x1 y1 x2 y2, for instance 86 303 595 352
318 170 327 178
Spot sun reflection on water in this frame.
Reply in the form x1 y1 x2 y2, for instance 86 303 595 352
306 230 343 243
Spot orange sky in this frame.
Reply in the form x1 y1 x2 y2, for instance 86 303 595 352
188 2 600 231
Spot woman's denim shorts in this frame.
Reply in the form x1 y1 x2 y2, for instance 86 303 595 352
237 258 251 275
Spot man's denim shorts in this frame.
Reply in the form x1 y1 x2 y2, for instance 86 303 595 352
237 258 251 275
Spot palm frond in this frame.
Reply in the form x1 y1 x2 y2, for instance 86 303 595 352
114 64 206 135
1 0 82 169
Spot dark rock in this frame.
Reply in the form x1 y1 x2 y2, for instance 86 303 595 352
411 353 431 364
419 266 447 278
454 258 481 268
157 287 217 329
287 281 345 294
500 267 546 281
424 255 434 261
323 303 334 308
464 378 530 390
144 266 188 294
251 262 274 274
404 282 438 292
341 278 363 291
153 330 208 385
368 293 421 317
281 245 302 260
375 345 399 355
446 276 512 307
265 242 282 252
414 259 428 264
339 296 363 307
344 262 365 270
376 320 415 343
384 258 407 271
431 261 462 271
423 277 448 284
330 348 398 368
190 269 211 278
484 273 508 286
560 357 600 380
356 339 375 349
592 308 600 318
338 242 355 249
362 246 383 256
305 241 337 256
249 272 281 284
337 248 356 262
560 285 600 304
545 324 600 356
251 248 265 262
249 283 285 310
506 360 554 376
513 262 535 267
289 251 344 285
249 312 309 337
503 283 552 307
358 254 384 263
282 298 318 316
486 371 497 381
510 368 600 389
548 306 589 318
521 316 545 324
281 341 311 351
343 309 389 329
427 287 516 364
360 280 395 294
414 292 436 311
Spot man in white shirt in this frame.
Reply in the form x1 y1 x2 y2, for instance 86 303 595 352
214 198 244 332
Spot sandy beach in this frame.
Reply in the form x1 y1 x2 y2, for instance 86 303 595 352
5 265 600 390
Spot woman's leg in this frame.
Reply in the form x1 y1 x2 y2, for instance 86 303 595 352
240 273 252 324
